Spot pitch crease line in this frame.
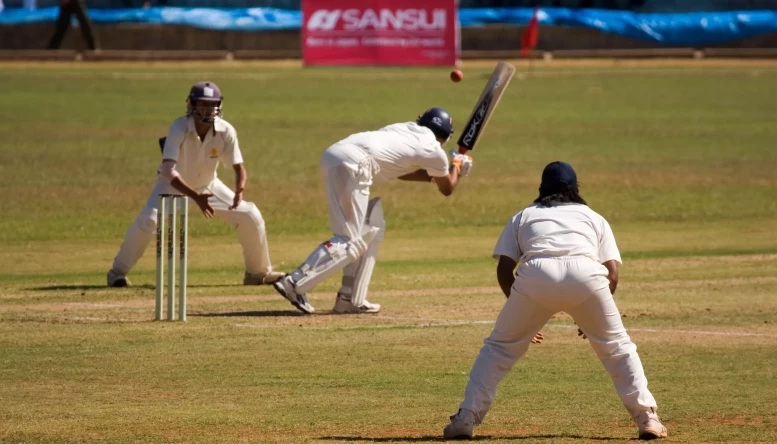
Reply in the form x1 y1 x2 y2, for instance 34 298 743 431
234 319 777 338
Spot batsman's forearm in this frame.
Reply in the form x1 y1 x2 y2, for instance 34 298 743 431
434 165 460 196
169 177 201 200
398 169 433 182
447 164 461 188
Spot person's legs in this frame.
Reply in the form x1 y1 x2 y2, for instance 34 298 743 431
48 2 72 49
206 179 282 284
458 291 556 422
273 147 374 313
445 283 556 439
286 160 371 293
108 178 173 286
71 0 99 50
566 281 666 439
446 258 568 439
334 197 385 314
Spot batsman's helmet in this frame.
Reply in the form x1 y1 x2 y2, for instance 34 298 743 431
416 107 454 142
186 81 223 124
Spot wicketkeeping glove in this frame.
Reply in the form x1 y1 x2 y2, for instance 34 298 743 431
450 150 473 176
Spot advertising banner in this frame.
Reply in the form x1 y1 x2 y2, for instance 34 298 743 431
302 0 459 66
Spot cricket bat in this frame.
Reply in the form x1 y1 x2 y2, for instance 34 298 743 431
457 61 516 154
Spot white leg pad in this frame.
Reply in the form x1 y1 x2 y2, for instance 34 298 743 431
345 197 385 306
291 229 379 294
350 251 378 307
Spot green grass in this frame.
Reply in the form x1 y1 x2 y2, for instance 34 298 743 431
0 60 776 443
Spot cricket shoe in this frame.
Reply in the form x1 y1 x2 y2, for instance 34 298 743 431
272 275 315 314
106 269 131 288
332 293 381 314
243 271 285 285
443 408 477 440
635 409 668 440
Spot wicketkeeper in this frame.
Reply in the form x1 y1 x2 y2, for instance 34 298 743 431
444 161 667 441
272 108 473 314
107 81 284 288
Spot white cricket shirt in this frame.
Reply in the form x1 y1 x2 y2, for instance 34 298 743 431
161 116 244 191
493 203 622 264
339 122 449 183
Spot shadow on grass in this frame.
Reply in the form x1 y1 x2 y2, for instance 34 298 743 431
27 284 243 291
320 435 628 442
192 310 307 318
26 284 146 291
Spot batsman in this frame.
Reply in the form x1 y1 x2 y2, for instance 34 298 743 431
272 108 473 314
107 81 284 288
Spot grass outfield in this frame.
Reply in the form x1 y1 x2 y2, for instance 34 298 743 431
0 60 776 443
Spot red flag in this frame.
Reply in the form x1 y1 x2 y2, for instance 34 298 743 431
521 7 540 58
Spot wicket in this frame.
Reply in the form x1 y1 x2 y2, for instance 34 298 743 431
155 194 188 321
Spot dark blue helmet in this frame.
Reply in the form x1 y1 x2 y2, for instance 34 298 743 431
416 107 454 141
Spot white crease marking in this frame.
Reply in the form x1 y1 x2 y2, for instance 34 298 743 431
234 319 777 338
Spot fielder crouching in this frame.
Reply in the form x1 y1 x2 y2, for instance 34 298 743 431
272 108 473 314
444 161 667 441
107 81 284 288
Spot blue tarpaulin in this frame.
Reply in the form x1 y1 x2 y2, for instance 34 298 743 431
1 7 776 44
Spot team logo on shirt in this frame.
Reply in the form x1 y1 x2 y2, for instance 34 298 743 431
209 148 218 159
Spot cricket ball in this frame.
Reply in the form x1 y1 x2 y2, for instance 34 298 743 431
450 69 463 83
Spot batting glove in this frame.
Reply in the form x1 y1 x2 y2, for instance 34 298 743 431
450 149 473 177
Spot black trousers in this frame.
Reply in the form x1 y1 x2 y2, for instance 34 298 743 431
48 0 99 50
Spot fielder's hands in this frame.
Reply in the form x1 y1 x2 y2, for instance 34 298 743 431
193 193 215 219
532 332 544 344
229 189 243 210
449 150 473 177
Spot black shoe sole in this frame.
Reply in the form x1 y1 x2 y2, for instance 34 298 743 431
109 279 128 288
272 282 312 315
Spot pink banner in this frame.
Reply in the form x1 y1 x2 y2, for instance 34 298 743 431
303 0 459 66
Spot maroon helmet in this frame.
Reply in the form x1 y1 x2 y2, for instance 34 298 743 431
186 81 223 124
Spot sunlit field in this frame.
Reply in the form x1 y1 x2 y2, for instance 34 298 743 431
1 59 776 443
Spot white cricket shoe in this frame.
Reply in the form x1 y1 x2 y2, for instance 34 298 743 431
243 271 285 285
272 275 315 314
635 409 668 440
443 408 476 440
332 294 381 314
106 269 131 288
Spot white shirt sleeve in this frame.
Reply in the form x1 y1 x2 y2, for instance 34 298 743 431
598 217 622 264
221 125 244 166
420 144 449 177
493 212 523 261
161 119 187 162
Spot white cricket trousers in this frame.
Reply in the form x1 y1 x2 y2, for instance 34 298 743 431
320 142 376 239
111 177 274 276
460 256 658 422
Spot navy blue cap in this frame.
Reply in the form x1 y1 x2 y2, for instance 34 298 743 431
539 161 578 196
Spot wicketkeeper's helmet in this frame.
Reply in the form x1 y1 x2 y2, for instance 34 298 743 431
186 81 223 124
